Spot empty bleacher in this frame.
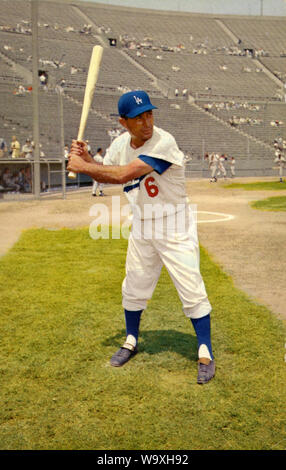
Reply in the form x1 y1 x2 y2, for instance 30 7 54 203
0 0 285 184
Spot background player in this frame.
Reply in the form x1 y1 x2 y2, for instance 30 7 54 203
68 90 215 384
205 152 218 182
229 156 236 178
217 154 227 180
92 147 105 196
274 151 285 183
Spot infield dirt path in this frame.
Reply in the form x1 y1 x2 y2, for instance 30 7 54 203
0 177 285 321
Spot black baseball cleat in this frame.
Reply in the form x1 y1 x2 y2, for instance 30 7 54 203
197 359 215 384
110 346 138 367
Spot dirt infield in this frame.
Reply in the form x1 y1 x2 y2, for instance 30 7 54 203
0 177 285 321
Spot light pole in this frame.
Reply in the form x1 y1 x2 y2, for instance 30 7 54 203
31 0 41 199
54 53 66 198
55 85 66 199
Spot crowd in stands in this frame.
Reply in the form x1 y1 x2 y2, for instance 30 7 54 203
203 101 261 112
0 20 96 38
273 136 286 150
229 116 263 127
12 84 32 96
229 117 284 128
0 135 46 160
0 166 32 193
1 3 286 190
119 32 275 60
0 20 31 35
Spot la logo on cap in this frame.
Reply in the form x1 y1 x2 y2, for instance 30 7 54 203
134 95 143 105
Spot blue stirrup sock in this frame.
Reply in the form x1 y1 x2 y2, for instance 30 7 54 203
124 309 143 347
191 314 214 361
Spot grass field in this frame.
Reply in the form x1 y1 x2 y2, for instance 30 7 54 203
224 181 286 191
251 196 286 212
0 228 286 450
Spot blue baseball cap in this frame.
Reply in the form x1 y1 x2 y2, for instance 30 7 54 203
118 90 157 118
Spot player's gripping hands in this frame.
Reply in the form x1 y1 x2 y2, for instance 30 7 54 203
67 140 94 174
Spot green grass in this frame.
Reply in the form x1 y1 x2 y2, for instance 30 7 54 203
0 228 286 450
224 180 286 191
251 195 286 211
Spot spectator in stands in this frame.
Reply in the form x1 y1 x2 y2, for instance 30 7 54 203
39 73 48 90
70 65 78 75
92 148 105 197
60 78 66 89
21 139 33 159
10 136 21 159
271 120 283 127
1 168 20 192
0 138 7 158
13 85 27 96
18 168 30 192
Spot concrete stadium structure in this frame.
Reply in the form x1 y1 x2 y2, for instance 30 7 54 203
0 0 285 192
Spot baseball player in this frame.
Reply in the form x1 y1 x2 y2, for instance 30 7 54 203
274 151 285 182
68 90 215 384
92 147 105 196
217 154 227 179
229 156 236 178
205 153 218 182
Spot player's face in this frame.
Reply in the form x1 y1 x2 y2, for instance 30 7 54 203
119 110 154 148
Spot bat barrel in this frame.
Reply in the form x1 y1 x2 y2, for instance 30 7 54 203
68 45 103 180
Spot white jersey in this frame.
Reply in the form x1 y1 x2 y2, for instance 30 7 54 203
104 126 188 219
274 155 285 165
208 153 218 166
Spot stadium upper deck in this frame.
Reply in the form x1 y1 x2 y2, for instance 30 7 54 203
0 0 285 173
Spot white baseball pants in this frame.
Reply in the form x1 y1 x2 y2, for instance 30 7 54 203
122 209 212 319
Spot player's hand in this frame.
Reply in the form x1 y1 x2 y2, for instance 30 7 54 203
67 153 88 174
69 140 94 163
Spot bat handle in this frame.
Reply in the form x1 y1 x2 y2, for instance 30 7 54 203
68 171 77 179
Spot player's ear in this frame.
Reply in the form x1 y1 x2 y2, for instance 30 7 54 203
119 117 128 129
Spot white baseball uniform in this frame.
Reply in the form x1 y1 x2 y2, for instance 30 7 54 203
274 153 286 179
217 155 227 178
92 152 104 195
104 125 212 319
208 153 218 180
229 157 236 177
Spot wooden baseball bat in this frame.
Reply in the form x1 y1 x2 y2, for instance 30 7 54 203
68 45 103 179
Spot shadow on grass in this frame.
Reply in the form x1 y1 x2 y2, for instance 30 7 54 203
103 329 198 361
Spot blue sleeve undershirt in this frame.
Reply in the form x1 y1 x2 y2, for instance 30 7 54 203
138 155 172 175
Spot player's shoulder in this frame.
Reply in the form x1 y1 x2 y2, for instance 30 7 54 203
147 126 184 166
153 126 177 144
109 131 129 151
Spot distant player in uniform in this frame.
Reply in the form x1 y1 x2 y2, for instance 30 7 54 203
229 156 236 178
205 153 218 182
217 154 227 180
68 90 215 384
92 147 105 196
274 151 285 183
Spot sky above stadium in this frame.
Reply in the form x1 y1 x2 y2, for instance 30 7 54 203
84 0 286 16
